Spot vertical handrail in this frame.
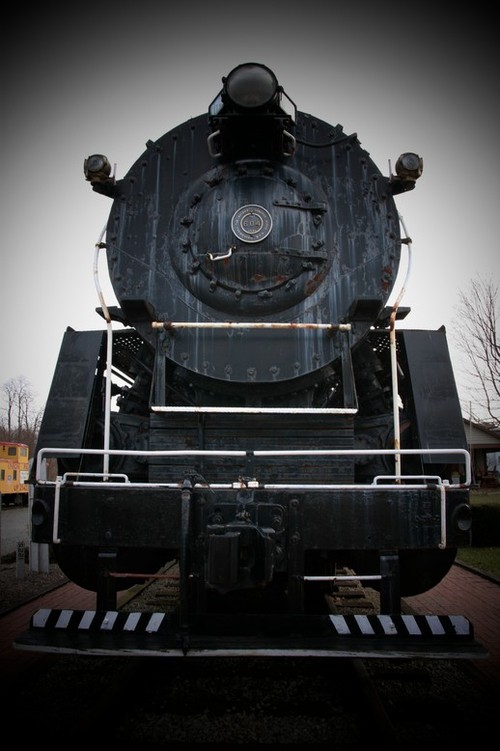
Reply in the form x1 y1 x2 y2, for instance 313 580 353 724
52 476 63 544
93 226 112 480
389 213 413 480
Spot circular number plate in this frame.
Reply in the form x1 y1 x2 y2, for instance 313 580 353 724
231 204 272 243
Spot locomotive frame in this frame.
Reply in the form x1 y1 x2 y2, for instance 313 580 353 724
15 63 484 659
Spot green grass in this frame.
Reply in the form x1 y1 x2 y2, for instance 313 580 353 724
455 547 500 578
470 489 500 506
455 489 500 578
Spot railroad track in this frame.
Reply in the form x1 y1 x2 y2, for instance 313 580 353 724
117 562 381 614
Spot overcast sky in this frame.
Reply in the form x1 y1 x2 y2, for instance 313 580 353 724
1 4 498 417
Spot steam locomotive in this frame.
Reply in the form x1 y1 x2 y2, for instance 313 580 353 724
19 63 477 658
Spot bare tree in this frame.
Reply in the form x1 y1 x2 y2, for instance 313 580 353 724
0 375 43 454
453 276 500 428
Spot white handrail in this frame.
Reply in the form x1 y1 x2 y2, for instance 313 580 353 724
36 446 472 486
152 321 351 331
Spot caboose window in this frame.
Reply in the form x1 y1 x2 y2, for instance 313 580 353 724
8 446 16 456
20 447 28 457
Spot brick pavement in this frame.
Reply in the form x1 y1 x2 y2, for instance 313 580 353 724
403 563 500 686
0 583 97 678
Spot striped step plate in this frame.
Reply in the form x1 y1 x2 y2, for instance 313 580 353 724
14 608 487 660
29 608 473 639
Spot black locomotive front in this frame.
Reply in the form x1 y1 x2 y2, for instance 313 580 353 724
29 64 472 645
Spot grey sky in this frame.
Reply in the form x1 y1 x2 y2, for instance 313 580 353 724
1 4 498 415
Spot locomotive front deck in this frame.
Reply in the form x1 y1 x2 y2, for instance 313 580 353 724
15 436 482 660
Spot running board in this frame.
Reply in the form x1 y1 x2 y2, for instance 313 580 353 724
14 609 488 660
